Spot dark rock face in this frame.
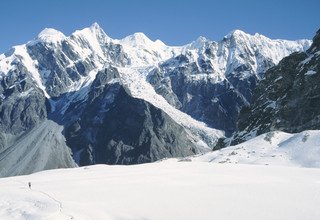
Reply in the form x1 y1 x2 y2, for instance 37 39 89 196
65 67 199 165
0 57 77 177
147 32 310 136
0 64 47 135
147 49 263 135
232 31 320 144
148 67 254 135
27 41 97 97
27 27 130 98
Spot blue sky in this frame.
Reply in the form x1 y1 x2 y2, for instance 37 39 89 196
0 0 319 53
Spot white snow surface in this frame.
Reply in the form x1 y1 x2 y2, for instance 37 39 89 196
0 160 319 220
193 130 320 168
115 32 182 67
35 28 66 44
0 130 320 219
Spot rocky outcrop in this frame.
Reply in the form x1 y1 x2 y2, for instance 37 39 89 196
0 63 47 136
65 67 200 165
232 30 320 144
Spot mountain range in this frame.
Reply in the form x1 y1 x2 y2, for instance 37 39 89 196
0 23 313 176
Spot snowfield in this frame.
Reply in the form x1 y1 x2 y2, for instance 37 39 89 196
1 129 320 219
194 130 320 168
0 161 320 220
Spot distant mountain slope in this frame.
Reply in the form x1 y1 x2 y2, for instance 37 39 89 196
232 30 320 144
65 67 206 165
0 120 76 177
147 31 310 133
0 23 312 176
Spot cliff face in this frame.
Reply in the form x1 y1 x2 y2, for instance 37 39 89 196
232 31 320 144
65 67 201 165
147 31 310 134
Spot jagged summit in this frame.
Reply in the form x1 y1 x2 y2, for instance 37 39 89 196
71 22 110 42
224 29 248 39
90 22 102 30
308 28 320 52
187 36 209 50
87 22 108 36
118 32 167 49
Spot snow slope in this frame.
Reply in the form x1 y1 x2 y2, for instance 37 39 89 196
193 130 320 168
1 129 319 219
0 162 319 220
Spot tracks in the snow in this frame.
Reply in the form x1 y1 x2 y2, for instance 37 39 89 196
15 180 74 220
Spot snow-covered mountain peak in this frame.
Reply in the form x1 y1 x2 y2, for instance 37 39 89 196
89 22 102 31
195 36 208 43
224 30 278 47
87 22 109 38
224 29 249 39
34 28 66 44
69 23 111 60
72 22 110 42
117 32 181 67
219 30 312 76
154 39 167 47
186 36 210 50
120 32 156 47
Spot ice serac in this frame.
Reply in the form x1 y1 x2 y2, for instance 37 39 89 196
232 30 320 144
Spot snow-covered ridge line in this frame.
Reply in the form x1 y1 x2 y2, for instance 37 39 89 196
1 23 312 64
0 23 312 75
0 23 311 129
